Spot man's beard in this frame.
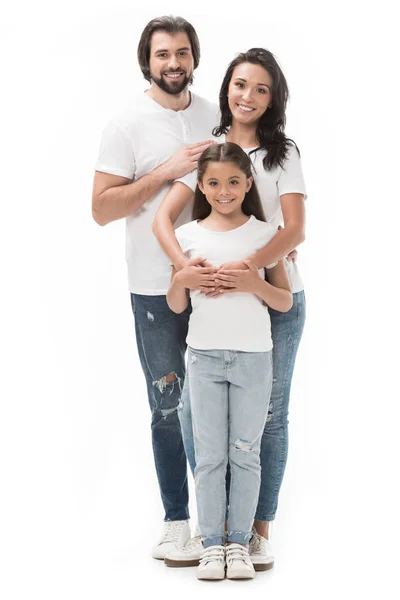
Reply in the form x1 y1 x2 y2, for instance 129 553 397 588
151 69 192 95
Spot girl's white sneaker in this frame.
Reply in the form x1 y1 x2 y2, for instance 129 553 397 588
197 545 226 580
226 543 255 579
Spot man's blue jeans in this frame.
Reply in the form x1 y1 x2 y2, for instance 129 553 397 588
179 291 306 522
131 294 191 522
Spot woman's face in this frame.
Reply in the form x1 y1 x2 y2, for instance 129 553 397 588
228 62 273 126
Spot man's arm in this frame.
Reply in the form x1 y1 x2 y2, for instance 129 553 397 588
92 140 214 226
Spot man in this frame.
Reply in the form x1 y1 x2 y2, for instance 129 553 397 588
92 16 218 559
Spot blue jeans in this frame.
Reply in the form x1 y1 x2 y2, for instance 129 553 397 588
179 291 306 522
130 294 191 522
188 347 273 547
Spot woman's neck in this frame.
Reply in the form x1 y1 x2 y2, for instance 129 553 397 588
225 120 258 149
201 209 249 232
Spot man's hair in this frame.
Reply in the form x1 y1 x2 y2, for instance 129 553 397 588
137 15 200 83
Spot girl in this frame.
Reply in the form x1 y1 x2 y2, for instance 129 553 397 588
154 48 306 571
167 142 292 580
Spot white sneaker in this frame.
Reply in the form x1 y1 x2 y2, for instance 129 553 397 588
164 533 203 567
151 520 191 560
226 543 255 579
249 529 274 571
197 545 226 580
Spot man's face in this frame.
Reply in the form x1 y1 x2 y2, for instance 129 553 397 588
148 31 194 95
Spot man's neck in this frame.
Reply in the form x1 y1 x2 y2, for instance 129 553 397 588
226 121 258 149
146 84 192 111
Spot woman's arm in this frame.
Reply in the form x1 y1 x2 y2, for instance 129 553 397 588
215 259 293 312
248 193 305 268
152 182 194 270
218 194 305 272
153 181 218 291
166 268 190 314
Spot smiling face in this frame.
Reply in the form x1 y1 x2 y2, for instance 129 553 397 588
148 30 194 95
228 62 273 125
198 161 253 217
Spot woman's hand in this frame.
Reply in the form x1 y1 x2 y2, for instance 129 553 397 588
286 249 298 263
213 260 263 295
178 257 218 292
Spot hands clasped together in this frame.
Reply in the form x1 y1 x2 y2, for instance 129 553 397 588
178 257 263 298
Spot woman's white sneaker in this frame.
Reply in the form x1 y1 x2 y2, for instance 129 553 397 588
151 520 191 560
249 530 274 571
226 544 255 579
197 545 226 580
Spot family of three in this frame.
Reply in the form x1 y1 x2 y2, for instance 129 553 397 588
92 15 306 581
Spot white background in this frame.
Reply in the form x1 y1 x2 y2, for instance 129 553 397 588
1 1 399 598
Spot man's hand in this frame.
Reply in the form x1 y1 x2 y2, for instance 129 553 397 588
160 140 216 181
214 260 263 295
177 257 218 291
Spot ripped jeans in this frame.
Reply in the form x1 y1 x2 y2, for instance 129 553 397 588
188 347 273 547
130 294 191 522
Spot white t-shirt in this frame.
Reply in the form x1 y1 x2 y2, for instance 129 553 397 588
175 216 277 352
95 92 219 294
178 139 307 293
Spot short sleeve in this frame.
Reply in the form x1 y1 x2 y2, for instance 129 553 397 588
172 226 191 266
277 144 307 198
95 121 136 179
175 170 198 192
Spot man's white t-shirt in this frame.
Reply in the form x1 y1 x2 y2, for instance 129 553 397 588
95 92 219 294
178 140 307 293
175 216 277 352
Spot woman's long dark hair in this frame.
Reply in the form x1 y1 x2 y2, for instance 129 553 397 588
192 143 266 222
213 48 298 171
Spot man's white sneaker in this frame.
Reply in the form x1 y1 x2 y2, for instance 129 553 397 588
164 534 203 567
197 545 226 580
249 529 274 571
151 520 191 560
226 543 255 579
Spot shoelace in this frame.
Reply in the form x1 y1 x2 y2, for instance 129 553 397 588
199 546 225 566
250 532 264 555
226 545 250 565
158 521 185 544
182 535 202 553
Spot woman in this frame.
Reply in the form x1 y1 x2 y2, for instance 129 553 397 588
153 48 306 570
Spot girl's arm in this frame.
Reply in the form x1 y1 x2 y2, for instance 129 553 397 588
166 267 190 314
215 259 293 313
152 182 194 270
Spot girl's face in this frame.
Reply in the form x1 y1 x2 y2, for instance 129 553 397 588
198 161 252 216
228 62 273 127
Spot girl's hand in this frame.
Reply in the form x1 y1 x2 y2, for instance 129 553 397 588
214 259 262 294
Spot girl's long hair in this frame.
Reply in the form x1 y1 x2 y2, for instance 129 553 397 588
192 142 266 222
213 48 299 171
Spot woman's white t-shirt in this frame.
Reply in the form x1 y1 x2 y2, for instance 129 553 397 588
178 140 307 293
175 216 277 352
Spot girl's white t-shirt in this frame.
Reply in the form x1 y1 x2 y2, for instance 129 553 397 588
177 140 307 293
175 216 277 352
